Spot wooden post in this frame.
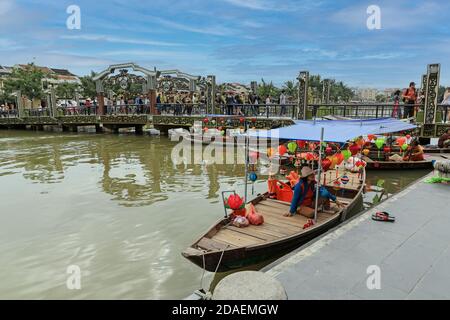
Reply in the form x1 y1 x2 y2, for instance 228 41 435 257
423 63 440 124
297 71 309 120
96 80 105 115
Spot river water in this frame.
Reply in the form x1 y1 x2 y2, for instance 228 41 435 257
0 130 430 299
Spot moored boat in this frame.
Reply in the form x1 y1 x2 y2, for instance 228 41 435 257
182 168 365 272
361 155 433 170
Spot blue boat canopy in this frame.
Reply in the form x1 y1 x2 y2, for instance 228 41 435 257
249 118 417 143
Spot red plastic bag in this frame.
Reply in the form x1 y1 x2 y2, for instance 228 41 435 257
247 204 264 225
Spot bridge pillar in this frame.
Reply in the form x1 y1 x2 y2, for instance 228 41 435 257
135 125 144 135
423 64 440 125
207 75 216 114
95 124 103 133
96 80 105 115
297 71 309 120
322 79 330 104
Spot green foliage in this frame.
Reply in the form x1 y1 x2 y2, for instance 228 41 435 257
55 82 79 99
282 80 298 100
375 94 387 102
328 79 354 102
79 71 97 100
3 63 49 101
257 78 280 99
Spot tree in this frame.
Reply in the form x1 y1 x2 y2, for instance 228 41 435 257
56 82 79 99
257 78 280 99
3 63 49 102
282 80 298 101
79 71 97 100
375 94 387 102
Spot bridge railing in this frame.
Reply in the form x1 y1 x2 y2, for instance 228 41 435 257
0 109 19 118
154 103 297 118
156 103 207 115
307 103 450 123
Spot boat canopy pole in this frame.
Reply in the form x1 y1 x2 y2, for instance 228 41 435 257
244 121 249 204
314 127 324 223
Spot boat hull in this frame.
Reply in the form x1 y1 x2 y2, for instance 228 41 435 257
182 214 341 272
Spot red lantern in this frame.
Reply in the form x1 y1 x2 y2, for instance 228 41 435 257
325 146 333 155
203 118 209 124
239 117 245 123
305 152 314 161
322 158 332 172
349 144 360 156
335 153 345 165
227 194 244 210
396 137 406 146
367 134 376 141
278 144 287 156
297 140 306 149
383 146 391 154
251 118 257 123
406 134 411 139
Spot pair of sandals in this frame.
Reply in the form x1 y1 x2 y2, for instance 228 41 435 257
372 211 395 222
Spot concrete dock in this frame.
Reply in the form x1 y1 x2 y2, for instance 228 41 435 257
264 172 450 299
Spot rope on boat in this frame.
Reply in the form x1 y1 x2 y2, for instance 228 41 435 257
199 253 206 291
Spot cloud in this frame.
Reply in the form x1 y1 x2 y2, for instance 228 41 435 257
148 16 236 36
222 0 323 11
60 34 182 46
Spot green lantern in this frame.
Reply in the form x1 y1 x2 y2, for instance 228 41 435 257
342 150 351 160
287 142 297 154
375 138 385 149
401 143 408 151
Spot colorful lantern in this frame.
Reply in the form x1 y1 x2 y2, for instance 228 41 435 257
227 194 244 210
239 117 245 123
375 138 385 149
325 146 333 155
383 146 391 154
335 152 345 165
278 144 287 156
355 138 365 147
396 137 406 146
367 134 376 142
297 140 306 149
322 158 332 172
287 142 297 154
363 148 370 156
203 118 209 124
342 150 351 160
349 144 361 156
401 143 408 151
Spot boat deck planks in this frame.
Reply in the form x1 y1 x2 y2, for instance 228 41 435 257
183 169 366 272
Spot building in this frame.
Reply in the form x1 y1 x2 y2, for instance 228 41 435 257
1 64 80 108
354 88 378 102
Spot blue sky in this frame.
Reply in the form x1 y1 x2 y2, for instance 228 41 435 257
1 0 450 88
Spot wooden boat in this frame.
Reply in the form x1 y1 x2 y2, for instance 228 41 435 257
182 168 365 272
423 147 450 154
361 155 433 170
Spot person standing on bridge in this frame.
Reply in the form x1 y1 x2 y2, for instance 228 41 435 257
226 92 234 115
402 82 417 119
279 90 287 116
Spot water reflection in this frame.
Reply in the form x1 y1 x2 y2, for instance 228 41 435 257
0 131 249 207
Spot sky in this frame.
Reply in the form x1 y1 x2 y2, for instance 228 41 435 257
1 0 450 88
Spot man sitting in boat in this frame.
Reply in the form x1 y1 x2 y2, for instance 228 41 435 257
403 140 425 161
284 166 342 218
438 129 450 148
